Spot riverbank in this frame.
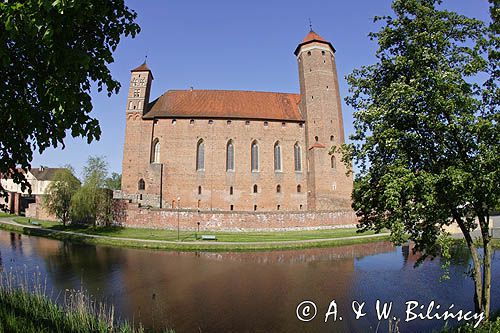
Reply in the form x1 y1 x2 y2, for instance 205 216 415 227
0 271 172 333
0 217 389 252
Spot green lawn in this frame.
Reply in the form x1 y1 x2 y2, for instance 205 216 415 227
0 212 14 218
10 216 376 242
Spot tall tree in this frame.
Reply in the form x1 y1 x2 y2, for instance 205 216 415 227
105 172 121 190
72 156 112 227
43 167 80 226
342 0 498 319
0 1 140 196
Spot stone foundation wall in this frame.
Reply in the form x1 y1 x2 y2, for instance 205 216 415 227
113 199 358 231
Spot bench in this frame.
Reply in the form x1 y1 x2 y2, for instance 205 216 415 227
201 235 217 241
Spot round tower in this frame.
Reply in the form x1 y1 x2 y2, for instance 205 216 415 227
295 30 352 210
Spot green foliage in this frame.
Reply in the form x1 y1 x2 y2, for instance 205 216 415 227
344 0 498 256
343 0 498 316
105 172 122 190
72 156 113 227
0 0 140 195
43 168 80 226
0 271 174 332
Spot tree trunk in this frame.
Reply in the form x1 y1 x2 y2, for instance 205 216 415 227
478 213 491 320
455 216 483 314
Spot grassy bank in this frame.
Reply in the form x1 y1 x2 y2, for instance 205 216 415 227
0 272 172 333
11 216 377 242
0 217 389 252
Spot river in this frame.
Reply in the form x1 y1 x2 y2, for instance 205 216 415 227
0 231 498 332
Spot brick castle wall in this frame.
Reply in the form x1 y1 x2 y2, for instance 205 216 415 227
113 199 358 231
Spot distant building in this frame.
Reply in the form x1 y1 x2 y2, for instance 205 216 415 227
119 30 353 213
0 167 66 220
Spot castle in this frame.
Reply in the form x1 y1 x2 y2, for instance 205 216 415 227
119 30 353 214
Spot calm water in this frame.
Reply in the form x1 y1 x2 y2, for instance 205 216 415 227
0 231 499 333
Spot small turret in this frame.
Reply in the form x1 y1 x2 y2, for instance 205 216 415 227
127 62 154 115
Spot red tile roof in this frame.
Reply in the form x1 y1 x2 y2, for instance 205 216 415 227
302 30 327 43
309 142 326 149
143 90 303 122
131 62 151 72
294 30 335 55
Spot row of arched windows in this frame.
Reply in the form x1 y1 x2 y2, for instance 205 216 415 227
151 138 336 171
196 139 303 172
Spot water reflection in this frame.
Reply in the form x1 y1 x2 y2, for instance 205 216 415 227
0 231 498 333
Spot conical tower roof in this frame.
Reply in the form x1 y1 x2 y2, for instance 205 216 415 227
294 30 335 55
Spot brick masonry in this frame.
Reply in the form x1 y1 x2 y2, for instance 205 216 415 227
117 31 355 229
25 195 57 221
113 199 358 231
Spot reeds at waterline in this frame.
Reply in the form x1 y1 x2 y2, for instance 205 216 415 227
0 269 173 333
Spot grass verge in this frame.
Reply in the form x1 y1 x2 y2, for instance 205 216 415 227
0 271 173 333
10 216 378 242
0 218 389 252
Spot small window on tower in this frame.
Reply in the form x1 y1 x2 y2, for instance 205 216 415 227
264 121 268 127
172 119 176 124
227 120 232 125
322 50 325 55
190 119 195 125
208 120 214 125
246 120 250 126
133 89 140 97
330 135 334 141
307 51 311 56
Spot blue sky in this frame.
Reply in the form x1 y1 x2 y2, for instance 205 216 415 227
31 0 492 178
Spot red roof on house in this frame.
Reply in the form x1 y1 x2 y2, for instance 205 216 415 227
143 90 303 122
294 30 336 55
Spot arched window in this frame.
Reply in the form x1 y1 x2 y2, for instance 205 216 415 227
138 179 145 191
276 184 281 193
152 139 160 163
198 186 202 195
253 184 258 193
294 143 302 172
297 184 301 193
196 139 205 170
315 136 319 142
229 186 233 195
226 140 234 171
251 141 259 171
274 142 282 171
331 155 337 170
